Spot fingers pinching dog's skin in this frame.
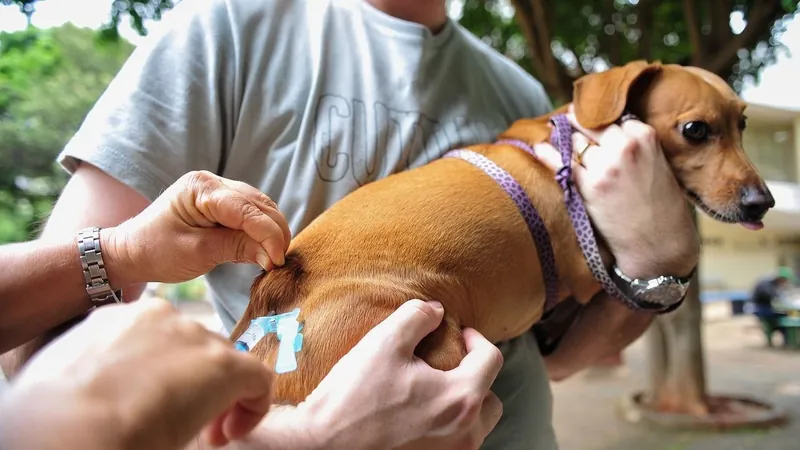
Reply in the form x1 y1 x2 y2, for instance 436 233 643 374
169 170 289 267
217 177 293 250
192 179 289 268
105 169 293 283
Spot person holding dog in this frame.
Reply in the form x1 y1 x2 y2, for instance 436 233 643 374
1 0 699 448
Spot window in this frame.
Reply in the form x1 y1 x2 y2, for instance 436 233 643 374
742 125 796 182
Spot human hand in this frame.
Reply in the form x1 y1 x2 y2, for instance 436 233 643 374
249 300 505 450
104 170 292 286
0 298 274 450
533 107 699 279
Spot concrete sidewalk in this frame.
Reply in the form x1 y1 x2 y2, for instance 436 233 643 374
551 312 800 450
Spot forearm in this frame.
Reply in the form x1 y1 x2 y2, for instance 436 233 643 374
0 237 91 353
0 230 143 353
544 292 653 381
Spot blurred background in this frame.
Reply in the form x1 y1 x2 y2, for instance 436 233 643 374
2 0 800 448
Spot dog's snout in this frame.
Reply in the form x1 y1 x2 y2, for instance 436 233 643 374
740 185 775 221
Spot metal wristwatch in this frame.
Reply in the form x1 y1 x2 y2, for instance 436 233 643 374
77 227 123 307
610 265 695 311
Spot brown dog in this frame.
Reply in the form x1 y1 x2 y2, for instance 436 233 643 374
230 60 774 404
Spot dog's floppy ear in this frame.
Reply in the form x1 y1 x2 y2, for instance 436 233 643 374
572 60 662 129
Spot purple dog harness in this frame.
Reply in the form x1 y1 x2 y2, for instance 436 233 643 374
444 148 560 310
444 113 670 313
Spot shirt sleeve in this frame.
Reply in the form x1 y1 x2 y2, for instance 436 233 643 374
57 0 241 201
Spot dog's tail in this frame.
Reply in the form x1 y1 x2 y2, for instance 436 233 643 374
252 253 307 310
229 252 307 341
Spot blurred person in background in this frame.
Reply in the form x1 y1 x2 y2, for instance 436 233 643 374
750 267 795 346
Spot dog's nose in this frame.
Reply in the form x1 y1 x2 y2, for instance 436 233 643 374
740 185 775 221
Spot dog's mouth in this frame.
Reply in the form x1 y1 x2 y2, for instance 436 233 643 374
686 190 764 231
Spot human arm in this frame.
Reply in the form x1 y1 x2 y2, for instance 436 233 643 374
1 169 290 364
0 297 275 450
0 164 151 373
568 114 699 279
541 293 653 381
530 109 697 370
0 164 149 352
0 234 107 353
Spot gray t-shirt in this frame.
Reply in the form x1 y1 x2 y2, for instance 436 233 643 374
58 0 557 448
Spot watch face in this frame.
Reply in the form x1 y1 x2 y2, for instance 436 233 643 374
611 266 692 312
632 282 687 307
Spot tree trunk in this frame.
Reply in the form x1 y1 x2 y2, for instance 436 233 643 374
645 211 709 415
510 0 575 105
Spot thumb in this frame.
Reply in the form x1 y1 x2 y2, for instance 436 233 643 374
210 228 274 271
362 299 445 357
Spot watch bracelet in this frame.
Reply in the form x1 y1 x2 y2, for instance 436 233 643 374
77 227 123 306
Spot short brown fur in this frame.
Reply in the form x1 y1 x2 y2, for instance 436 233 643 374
231 61 772 404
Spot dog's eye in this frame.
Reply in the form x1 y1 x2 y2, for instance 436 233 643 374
739 116 747 131
682 121 710 143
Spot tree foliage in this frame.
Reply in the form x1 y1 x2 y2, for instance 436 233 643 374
0 25 133 242
2 0 175 37
456 0 799 104
8 0 799 104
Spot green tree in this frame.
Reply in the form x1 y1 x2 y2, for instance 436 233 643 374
0 24 133 242
10 1 796 101
2 0 175 37
458 0 799 104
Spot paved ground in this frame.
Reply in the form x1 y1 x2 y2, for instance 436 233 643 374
550 305 800 450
